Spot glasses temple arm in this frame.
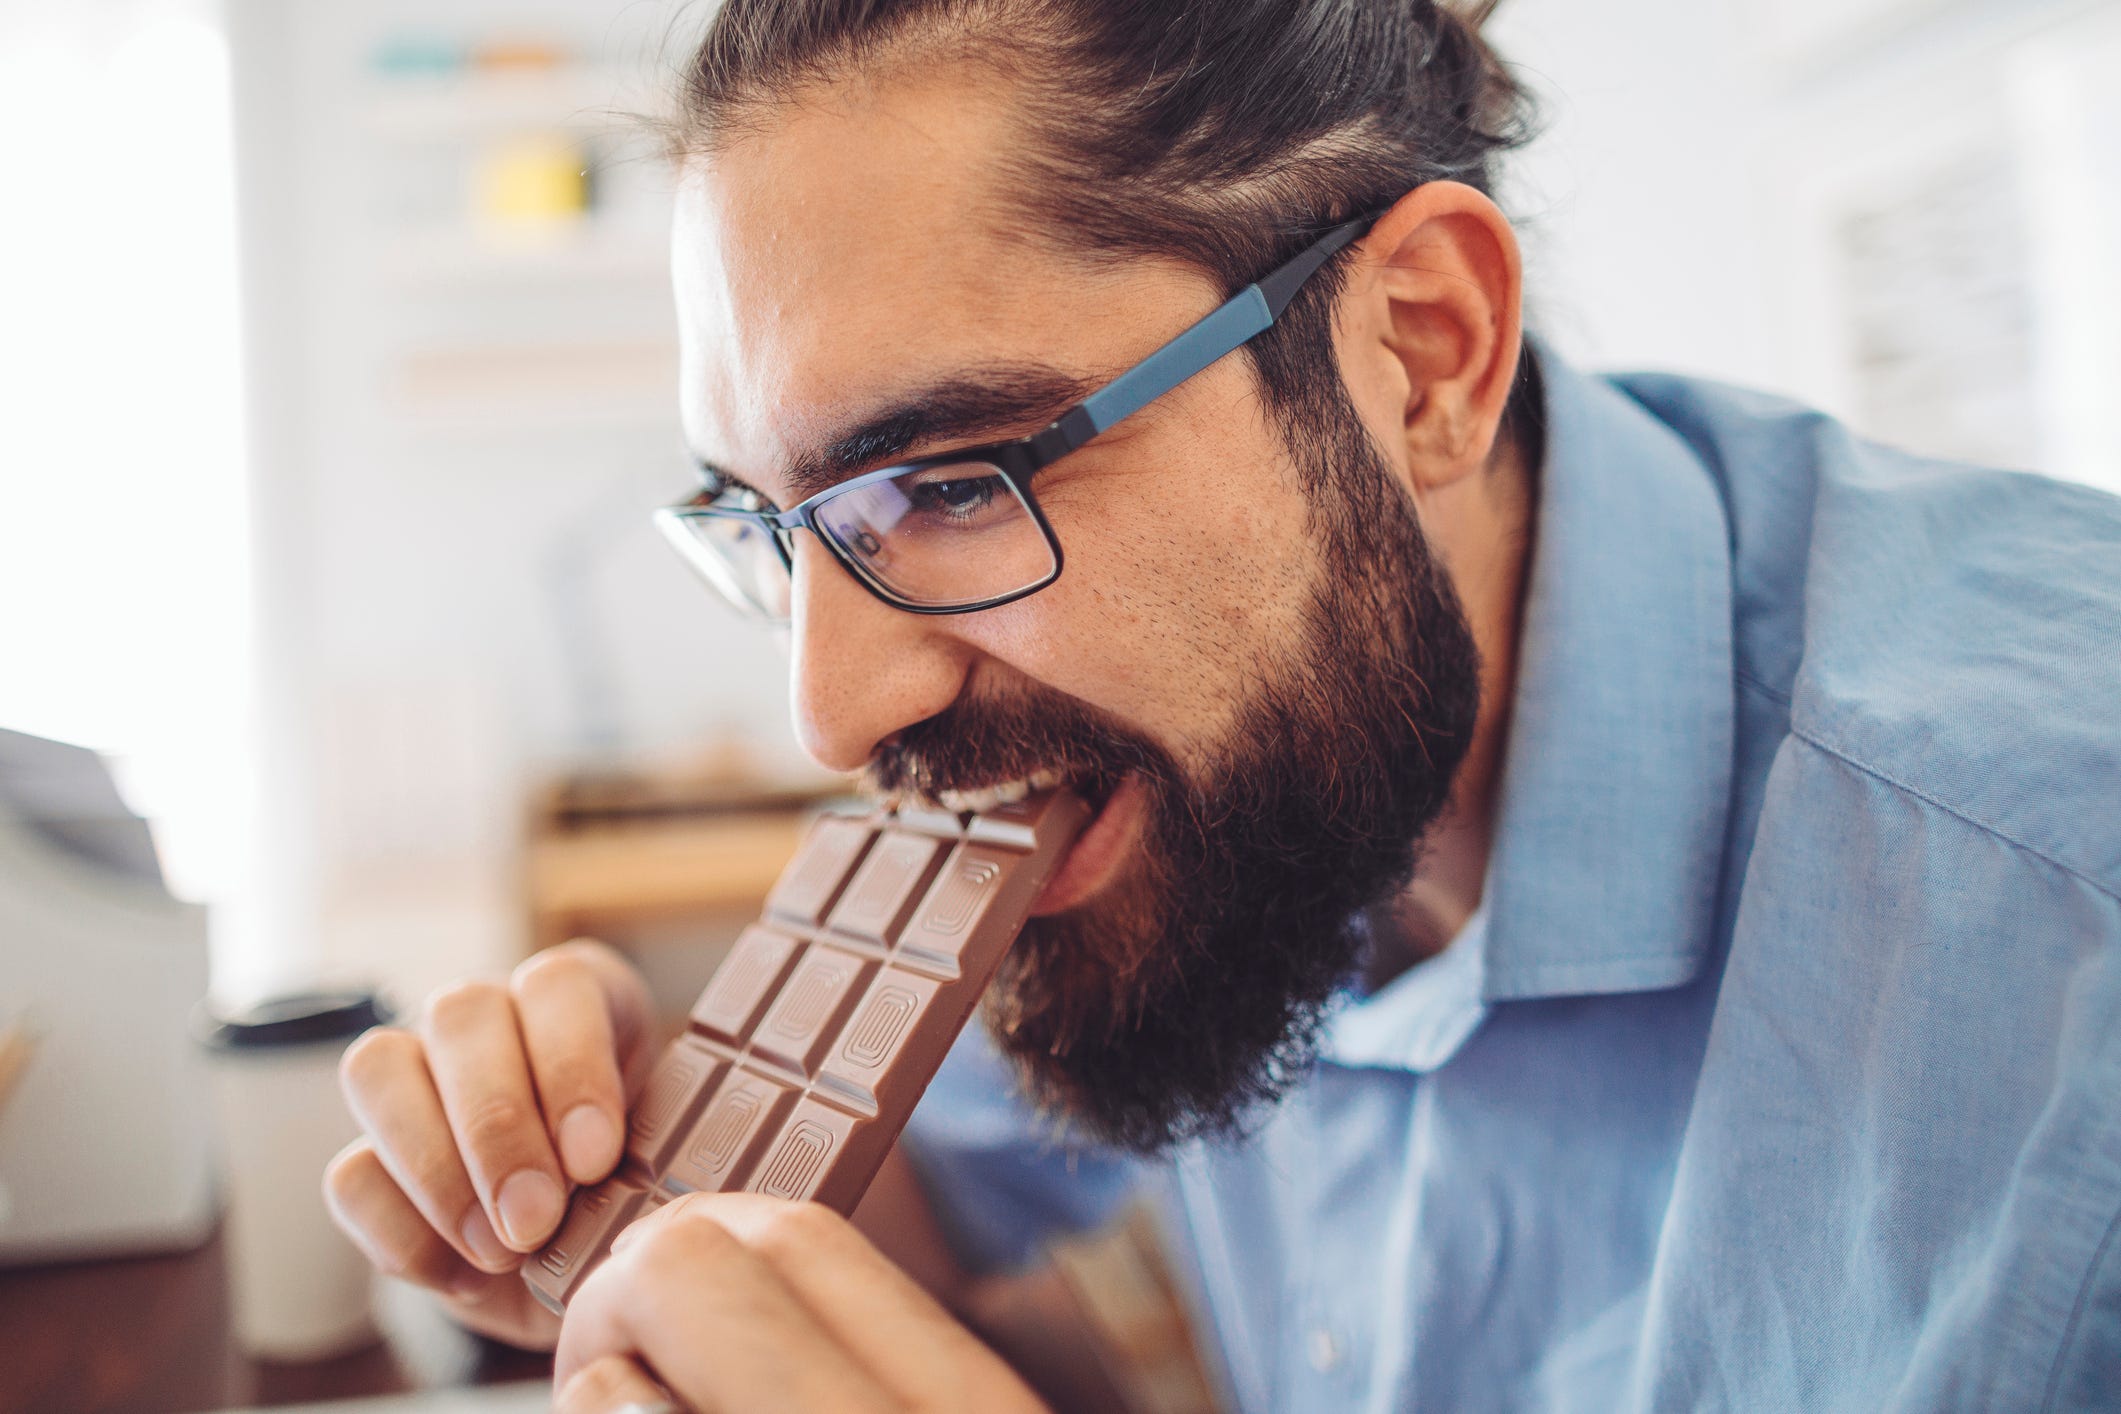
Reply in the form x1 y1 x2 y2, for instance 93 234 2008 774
1256 213 1372 316
1027 214 1374 463
1030 288 1272 460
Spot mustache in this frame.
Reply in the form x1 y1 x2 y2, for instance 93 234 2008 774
863 684 1176 807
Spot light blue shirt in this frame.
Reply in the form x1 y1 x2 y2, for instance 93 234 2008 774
899 342 2121 1411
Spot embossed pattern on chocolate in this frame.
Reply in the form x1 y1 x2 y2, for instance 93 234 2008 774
522 789 1089 1313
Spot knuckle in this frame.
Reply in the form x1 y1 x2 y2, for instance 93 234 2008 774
751 1198 846 1259
510 945 591 995
455 1093 541 1154
321 1141 377 1208
398 1139 468 1203
554 935 619 966
423 978 507 1035
339 1026 418 1095
534 1054 608 1110
644 1203 741 1275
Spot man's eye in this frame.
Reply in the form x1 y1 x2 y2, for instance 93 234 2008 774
710 482 772 514
907 474 1000 518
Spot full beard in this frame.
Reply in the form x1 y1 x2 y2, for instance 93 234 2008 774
867 390 1485 1154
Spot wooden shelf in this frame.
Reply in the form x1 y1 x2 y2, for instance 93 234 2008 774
521 763 850 957
528 811 806 923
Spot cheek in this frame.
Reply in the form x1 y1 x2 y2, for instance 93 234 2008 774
964 404 1318 763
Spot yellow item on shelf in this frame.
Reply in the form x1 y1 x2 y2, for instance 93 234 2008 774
477 135 588 224
470 40 570 72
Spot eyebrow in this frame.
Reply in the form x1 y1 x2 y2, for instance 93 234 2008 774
696 363 1103 508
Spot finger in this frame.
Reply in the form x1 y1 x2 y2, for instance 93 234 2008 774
338 1026 516 1274
420 979 570 1252
510 946 629 1185
554 1353 679 1414
542 937 662 1093
555 1205 896 1413
322 1138 486 1297
654 1193 1040 1409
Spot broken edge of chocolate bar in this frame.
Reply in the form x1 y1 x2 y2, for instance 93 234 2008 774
522 788 1090 1313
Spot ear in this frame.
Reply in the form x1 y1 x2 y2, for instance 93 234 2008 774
1339 182 1523 496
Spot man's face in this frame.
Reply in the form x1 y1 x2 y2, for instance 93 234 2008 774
672 73 1481 1149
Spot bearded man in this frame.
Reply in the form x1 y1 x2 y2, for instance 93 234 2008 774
327 2 2121 1410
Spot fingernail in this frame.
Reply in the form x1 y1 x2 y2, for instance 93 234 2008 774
558 1104 619 1180
496 1169 564 1249
459 1203 514 1272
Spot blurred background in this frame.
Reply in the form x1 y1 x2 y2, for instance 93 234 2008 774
6 0 2120 1016
1 0 2116 1407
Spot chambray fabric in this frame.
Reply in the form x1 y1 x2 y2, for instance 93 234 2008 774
898 342 2121 1412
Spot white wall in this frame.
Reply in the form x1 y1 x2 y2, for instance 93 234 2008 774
1493 0 2121 489
1490 0 1782 390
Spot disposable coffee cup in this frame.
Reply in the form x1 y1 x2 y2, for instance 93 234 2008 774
196 989 392 1361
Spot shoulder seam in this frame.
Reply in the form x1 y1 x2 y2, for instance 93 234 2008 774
1786 723 2121 907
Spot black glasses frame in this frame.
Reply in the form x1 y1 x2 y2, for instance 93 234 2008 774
656 210 1378 618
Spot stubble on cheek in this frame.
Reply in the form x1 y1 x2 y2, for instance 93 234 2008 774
1050 394 1320 755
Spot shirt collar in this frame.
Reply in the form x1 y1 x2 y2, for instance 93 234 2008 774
1322 339 1736 1069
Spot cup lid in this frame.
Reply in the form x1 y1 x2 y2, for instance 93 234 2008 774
195 989 393 1050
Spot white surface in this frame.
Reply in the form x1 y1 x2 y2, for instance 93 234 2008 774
218 1381 552 1414
207 1038 379 1360
1488 0 1781 392
0 801 216 1261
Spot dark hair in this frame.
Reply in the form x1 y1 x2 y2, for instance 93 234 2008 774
667 0 1542 462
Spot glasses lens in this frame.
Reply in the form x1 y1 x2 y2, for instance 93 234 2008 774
653 506 792 620
813 462 1057 609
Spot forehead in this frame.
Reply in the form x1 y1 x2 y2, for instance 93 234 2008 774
670 71 1202 487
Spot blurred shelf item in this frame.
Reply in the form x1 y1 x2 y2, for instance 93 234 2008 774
468 39 573 72
522 756 851 959
475 134 590 222
0 1016 36 1128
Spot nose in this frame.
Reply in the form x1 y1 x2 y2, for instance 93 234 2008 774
787 533 969 773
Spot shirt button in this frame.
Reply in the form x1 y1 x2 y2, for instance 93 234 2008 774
1307 1327 1343 1373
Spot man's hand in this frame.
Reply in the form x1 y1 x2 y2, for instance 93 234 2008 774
552 1193 1053 1414
322 939 658 1350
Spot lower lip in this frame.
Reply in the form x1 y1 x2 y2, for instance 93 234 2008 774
1031 774 1148 916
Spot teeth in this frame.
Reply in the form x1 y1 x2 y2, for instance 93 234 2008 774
930 770 1060 814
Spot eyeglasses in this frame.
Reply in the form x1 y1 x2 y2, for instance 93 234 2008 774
654 212 1377 621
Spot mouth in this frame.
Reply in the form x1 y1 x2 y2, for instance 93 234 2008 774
901 769 1148 917
1027 773 1147 915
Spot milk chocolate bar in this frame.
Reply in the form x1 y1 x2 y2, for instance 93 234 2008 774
523 788 1089 1313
